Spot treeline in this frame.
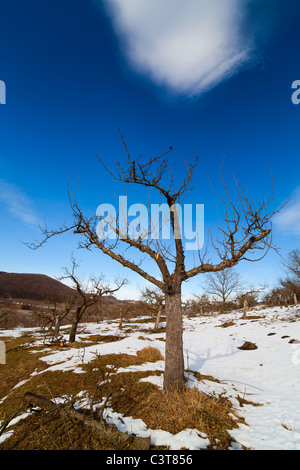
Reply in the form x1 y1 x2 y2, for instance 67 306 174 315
263 249 300 307
185 249 300 314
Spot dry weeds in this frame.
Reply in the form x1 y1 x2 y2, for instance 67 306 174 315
0 334 245 450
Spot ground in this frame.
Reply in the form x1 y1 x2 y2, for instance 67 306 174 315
0 305 299 450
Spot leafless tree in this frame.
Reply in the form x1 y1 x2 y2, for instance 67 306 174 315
203 268 241 313
0 304 9 327
33 299 73 334
140 286 165 330
236 285 266 318
59 257 125 342
28 131 284 391
282 249 300 280
280 249 300 304
183 294 211 316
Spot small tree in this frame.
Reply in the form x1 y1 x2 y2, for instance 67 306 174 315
203 268 240 313
282 249 300 280
280 249 300 305
141 286 165 330
236 285 265 318
28 133 284 391
34 297 77 335
184 294 211 316
60 257 125 342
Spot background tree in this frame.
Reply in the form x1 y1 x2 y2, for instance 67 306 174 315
140 286 165 330
34 297 77 335
236 285 266 318
203 268 240 313
59 257 125 342
184 293 211 316
282 249 300 280
263 287 286 307
29 133 283 391
0 304 9 328
280 249 300 305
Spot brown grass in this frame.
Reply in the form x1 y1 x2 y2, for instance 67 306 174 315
109 382 243 450
0 335 245 450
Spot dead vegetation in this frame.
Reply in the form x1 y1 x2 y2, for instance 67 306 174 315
0 329 246 450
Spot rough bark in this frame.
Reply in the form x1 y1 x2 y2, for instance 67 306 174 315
164 282 185 392
154 307 162 331
69 316 80 343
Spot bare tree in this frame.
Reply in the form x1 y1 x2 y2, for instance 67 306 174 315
236 285 266 318
203 268 240 313
34 297 77 335
282 249 300 280
59 257 125 342
140 286 165 330
280 249 300 305
183 294 211 316
28 132 284 391
0 304 9 328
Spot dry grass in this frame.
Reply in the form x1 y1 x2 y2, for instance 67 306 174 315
136 346 164 362
0 335 245 450
218 321 236 328
110 383 243 450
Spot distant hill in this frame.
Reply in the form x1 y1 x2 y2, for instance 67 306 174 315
0 271 77 302
0 272 138 307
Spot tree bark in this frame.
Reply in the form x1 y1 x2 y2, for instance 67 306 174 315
163 282 185 392
54 316 62 336
69 317 79 343
242 298 248 318
154 307 162 331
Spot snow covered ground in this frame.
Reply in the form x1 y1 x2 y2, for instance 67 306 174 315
1 305 300 450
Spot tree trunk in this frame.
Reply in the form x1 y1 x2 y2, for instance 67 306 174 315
294 292 298 305
69 317 79 343
164 283 185 392
154 307 162 331
54 316 62 336
242 298 248 318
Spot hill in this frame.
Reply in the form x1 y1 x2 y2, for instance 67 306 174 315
0 271 76 302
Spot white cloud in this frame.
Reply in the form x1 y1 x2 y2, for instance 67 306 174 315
0 180 38 226
101 0 254 96
273 188 300 235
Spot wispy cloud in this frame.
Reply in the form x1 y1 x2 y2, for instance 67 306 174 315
273 187 300 235
100 0 256 96
0 180 38 226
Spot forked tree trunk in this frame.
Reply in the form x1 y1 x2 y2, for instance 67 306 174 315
164 283 185 392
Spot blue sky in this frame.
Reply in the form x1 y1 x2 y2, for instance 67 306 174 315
0 0 300 300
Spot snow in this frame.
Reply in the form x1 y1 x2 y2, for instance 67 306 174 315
0 412 31 444
1 305 300 450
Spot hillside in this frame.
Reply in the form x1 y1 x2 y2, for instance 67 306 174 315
0 271 76 302
0 305 299 450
